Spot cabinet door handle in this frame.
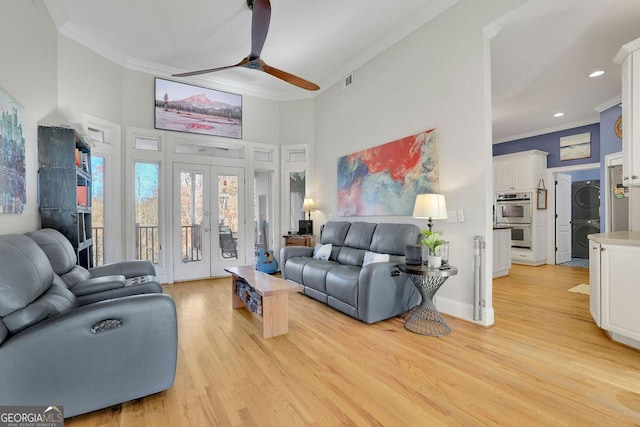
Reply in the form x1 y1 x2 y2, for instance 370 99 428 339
633 175 638 180
623 176 630 181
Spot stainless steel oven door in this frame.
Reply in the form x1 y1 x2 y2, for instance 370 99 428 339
496 200 532 224
509 224 531 249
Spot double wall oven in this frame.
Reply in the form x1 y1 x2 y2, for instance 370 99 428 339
496 192 532 249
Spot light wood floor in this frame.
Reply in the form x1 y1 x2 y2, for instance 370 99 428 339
67 264 640 426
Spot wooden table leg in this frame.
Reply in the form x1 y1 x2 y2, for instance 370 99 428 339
262 294 289 339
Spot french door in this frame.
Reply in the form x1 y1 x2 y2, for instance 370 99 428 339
173 163 246 280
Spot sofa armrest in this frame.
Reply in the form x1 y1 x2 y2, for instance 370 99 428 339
71 275 126 296
89 260 156 279
358 262 419 323
0 294 177 418
280 246 314 278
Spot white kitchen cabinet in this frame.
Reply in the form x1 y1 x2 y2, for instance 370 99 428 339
600 243 640 342
588 231 640 350
493 150 548 192
588 239 601 327
493 228 511 278
615 37 640 187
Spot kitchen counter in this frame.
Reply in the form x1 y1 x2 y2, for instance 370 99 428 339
587 231 640 246
493 225 513 230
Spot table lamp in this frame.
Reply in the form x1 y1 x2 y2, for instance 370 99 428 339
302 197 314 221
412 193 447 231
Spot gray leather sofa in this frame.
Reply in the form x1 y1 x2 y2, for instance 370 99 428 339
26 228 162 305
0 234 177 418
280 221 421 323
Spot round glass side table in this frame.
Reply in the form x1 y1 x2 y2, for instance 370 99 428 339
398 264 458 336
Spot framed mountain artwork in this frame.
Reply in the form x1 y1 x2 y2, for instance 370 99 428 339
154 78 242 139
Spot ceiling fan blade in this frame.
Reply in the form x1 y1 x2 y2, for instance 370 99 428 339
261 61 320 91
172 57 249 77
250 0 271 60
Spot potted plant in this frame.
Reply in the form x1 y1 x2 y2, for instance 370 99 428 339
421 229 445 267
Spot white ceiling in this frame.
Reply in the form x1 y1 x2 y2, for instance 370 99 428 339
43 0 640 143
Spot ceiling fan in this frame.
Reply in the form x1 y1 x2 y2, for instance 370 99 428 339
173 0 319 91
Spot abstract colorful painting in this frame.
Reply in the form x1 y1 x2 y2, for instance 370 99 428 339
337 128 439 216
0 87 26 213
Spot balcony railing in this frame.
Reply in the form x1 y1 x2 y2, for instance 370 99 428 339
104 224 238 265
136 224 159 264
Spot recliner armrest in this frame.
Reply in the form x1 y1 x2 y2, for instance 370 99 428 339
70 275 126 296
89 260 156 279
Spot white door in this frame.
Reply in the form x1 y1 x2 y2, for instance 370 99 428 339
173 163 246 281
555 173 572 264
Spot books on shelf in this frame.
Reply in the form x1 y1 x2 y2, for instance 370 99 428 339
77 185 88 206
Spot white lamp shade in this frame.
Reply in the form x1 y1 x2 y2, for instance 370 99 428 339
302 197 315 211
412 194 447 219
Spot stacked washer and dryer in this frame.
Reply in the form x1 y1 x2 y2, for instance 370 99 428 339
571 180 600 259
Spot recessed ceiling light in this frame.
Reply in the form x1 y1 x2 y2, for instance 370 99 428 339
589 70 605 78
553 112 564 118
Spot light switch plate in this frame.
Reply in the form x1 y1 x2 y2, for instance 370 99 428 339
447 210 458 222
457 208 465 222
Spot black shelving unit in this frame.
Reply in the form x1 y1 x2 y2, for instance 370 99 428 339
38 126 93 268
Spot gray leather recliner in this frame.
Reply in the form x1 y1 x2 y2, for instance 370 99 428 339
26 228 162 305
0 233 178 418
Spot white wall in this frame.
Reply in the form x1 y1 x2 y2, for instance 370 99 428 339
0 1 58 234
312 0 524 324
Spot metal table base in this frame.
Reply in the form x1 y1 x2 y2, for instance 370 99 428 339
399 264 458 337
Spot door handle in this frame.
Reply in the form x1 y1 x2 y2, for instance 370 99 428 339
204 227 210 232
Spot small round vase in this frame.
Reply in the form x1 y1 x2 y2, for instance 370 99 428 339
427 255 442 268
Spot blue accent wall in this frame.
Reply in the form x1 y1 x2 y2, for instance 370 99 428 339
493 123 600 168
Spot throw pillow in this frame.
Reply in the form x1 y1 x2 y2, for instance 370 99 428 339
313 243 332 260
363 251 390 266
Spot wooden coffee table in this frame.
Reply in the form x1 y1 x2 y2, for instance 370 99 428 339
225 266 303 338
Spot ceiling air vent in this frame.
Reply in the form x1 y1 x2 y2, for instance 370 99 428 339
342 73 354 89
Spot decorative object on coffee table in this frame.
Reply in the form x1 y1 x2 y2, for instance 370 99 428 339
398 264 458 336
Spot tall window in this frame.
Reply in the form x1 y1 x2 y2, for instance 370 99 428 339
91 156 105 266
135 162 160 264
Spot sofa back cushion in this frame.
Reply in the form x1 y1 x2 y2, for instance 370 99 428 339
26 229 91 287
320 222 351 246
343 222 377 249
370 223 420 255
335 222 377 266
0 234 77 339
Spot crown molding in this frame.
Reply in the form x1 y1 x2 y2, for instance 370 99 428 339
614 37 640 64
493 117 600 144
594 96 622 113
58 22 127 66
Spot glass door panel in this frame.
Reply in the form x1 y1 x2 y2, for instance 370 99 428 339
212 166 245 276
173 164 211 281
173 164 245 280
134 162 160 264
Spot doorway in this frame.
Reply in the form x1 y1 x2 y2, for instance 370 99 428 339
173 163 246 280
550 166 600 268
